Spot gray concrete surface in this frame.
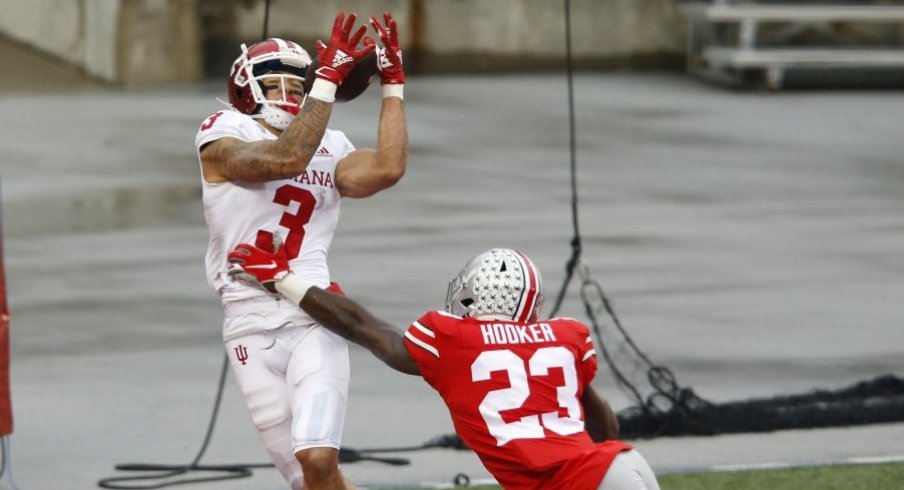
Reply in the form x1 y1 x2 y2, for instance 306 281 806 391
2 74 904 489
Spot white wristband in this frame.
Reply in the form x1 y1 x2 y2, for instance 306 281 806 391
275 274 315 306
308 78 337 103
382 84 404 100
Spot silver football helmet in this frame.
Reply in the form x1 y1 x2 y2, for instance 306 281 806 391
445 248 545 322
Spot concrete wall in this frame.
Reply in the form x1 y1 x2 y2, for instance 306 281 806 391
228 0 685 71
422 0 685 70
0 0 200 83
0 0 685 85
0 0 119 81
117 0 202 84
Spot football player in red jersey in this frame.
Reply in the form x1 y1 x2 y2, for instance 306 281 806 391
228 238 661 490
196 11 407 490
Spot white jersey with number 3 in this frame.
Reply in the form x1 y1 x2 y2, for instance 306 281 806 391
195 109 354 310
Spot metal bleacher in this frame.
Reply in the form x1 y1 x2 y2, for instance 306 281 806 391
682 0 904 88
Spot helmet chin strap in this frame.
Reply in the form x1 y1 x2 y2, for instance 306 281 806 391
253 94 306 131
254 103 294 130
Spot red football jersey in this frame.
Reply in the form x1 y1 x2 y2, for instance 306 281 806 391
403 311 632 490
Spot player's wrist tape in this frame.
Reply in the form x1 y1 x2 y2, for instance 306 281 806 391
382 84 404 99
308 78 337 103
276 274 315 305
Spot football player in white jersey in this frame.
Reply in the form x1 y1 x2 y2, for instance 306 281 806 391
194 12 407 490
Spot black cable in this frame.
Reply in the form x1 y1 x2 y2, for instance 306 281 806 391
549 0 581 319
575 258 703 426
262 0 271 39
96 346 419 488
99 4 278 486
357 433 470 454
580 281 649 412
97 354 254 489
544 1 904 440
544 0 693 426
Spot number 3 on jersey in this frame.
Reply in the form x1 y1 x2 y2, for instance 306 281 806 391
472 347 584 446
257 185 315 260
200 111 224 131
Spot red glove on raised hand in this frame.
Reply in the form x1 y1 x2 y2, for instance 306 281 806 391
370 12 405 85
314 12 375 86
227 232 290 293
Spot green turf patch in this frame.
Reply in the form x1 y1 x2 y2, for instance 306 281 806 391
371 461 904 490
658 462 904 490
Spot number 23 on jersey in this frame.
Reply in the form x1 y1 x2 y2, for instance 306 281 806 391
472 347 585 446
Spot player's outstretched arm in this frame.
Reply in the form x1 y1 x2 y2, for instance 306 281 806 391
582 385 620 442
297 285 420 375
227 238 420 375
201 12 374 184
335 12 408 198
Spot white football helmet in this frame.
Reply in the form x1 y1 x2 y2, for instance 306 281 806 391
227 38 311 130
445 248 545 322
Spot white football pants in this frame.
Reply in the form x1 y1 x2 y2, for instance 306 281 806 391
224 305 350 490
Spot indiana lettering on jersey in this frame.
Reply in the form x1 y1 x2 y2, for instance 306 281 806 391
291 169 334 188
480 322 557 345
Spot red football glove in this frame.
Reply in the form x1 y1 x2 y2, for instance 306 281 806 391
227 232 290 293
369 12 405 85
314 12 375 86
